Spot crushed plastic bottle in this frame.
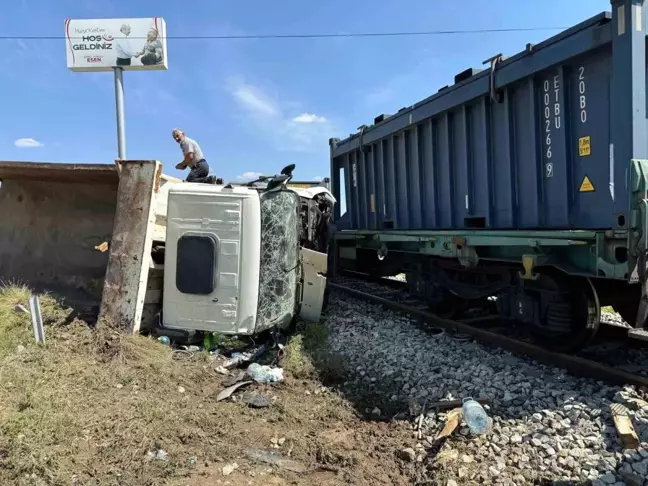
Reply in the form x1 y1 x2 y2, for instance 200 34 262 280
247 363 284 383
181 345 201 353
225 352 253 369
461 397 489 435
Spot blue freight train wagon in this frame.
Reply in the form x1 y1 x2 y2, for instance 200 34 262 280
329 0 648 351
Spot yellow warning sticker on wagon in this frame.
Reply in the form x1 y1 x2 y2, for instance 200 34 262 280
579 136 591 156
579 175 595 192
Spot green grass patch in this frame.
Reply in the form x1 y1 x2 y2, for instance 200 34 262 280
0 284 363 485
0 284 212 485
0 283 72 357
283 320 346 382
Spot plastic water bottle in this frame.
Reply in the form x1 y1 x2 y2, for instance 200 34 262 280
247 363 284 383
461 397 489 435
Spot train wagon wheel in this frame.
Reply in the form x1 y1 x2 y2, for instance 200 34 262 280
405 271 464 318
530 276 600 353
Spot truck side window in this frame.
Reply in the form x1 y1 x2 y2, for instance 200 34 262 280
176 234 218 295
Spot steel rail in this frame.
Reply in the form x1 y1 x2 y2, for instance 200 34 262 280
328 281 648 390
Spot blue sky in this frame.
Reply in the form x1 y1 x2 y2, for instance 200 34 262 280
0 0 610 182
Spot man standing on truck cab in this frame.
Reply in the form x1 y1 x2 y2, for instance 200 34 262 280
172 128 210 183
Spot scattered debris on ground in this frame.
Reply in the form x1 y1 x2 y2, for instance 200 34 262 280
326 291 648 485
0 284 413 486
6 282 648 485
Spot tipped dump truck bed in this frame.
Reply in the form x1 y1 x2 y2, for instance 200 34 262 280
0 160 181 331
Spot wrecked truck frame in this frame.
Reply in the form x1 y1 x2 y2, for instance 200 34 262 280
0 160 330 335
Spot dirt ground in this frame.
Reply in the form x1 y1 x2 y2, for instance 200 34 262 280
0 285 418 486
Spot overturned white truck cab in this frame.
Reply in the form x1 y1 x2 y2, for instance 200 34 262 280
0 160 332 337
161 166 334 336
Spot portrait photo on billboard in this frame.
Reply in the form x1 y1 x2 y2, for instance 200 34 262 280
65 17 168 72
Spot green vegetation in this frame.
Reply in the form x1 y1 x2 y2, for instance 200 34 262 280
283 320 346 382
0 284 375 486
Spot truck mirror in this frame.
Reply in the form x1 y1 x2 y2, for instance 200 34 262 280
281 164 296 176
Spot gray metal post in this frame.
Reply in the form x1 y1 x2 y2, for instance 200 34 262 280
113 67 126 160
29 295 45 343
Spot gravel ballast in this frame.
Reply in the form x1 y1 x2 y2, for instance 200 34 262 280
324 291 648 485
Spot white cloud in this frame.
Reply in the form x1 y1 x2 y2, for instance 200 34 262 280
293 113 327 124
14 138 43 148
231 82 279 117
313 176 323 181
226 78 334 153
237 171 263 180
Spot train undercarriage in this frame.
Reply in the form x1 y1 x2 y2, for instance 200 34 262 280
337 246 645 352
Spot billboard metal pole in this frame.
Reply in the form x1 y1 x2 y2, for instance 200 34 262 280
113 67 126 159
66 17 168 160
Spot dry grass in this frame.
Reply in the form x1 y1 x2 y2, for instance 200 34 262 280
0 283 69 355
283 321 346 382
0 284 201 485
0 284 412 486
0 284 241 485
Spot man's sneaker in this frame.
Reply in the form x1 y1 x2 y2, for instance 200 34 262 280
202 176 224 185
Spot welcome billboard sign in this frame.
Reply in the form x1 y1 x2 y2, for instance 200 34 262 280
65 17 168 72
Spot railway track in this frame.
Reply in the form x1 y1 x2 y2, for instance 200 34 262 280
329 272 648 391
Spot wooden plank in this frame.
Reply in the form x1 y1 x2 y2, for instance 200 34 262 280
434 408 462 441
611 403 639 450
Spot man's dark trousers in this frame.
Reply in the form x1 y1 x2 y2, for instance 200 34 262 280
186 160 210 183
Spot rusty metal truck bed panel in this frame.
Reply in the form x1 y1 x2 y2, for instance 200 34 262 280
0 162 119 184
0 160 174 331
